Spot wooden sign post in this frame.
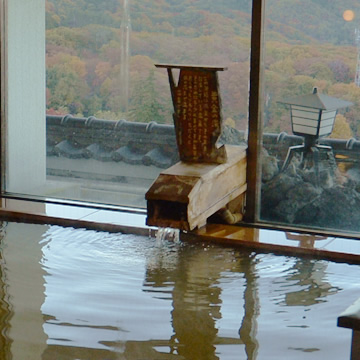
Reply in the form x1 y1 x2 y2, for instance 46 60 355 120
146 64 247 231
157 64 227 163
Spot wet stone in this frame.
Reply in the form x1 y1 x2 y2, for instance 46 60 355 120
262 149 279 182
261 150 360 232
262 172 303 208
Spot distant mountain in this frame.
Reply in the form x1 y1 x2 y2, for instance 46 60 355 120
47 0 360 45
266 0 360 45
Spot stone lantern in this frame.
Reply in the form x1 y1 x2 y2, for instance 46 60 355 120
279 88 352 171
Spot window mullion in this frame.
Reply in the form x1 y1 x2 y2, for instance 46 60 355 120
245 0 266 223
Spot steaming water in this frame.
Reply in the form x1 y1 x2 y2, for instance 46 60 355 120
0 221 359 359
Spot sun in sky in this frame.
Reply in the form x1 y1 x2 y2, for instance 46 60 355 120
343 9 355 22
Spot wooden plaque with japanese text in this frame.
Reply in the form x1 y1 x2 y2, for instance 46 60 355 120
156 64 227 163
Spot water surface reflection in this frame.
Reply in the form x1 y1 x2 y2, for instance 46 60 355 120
0 223 358 359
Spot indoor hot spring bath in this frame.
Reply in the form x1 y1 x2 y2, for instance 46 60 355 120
0 221 358 359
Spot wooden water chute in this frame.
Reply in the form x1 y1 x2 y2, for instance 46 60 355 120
146 64 247 231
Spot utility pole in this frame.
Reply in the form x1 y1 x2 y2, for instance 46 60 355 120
120 0 131 113
354 28 360 87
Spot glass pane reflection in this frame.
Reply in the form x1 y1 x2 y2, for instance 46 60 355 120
4 0 252 208
260 0 360 233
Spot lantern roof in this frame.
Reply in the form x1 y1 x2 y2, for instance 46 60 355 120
279 88 353 110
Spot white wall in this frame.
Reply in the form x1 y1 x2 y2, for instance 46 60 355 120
6 0 46 193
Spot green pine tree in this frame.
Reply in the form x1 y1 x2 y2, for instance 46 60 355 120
128 70 169 124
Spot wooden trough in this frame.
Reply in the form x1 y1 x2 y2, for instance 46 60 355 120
146 64 247 230
146 145 247 231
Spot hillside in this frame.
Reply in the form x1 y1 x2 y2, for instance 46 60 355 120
46 0 360 44
45 0 360 137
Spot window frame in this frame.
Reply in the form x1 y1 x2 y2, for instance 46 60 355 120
2 0 358 239
0 0 6 194
245 0 265 225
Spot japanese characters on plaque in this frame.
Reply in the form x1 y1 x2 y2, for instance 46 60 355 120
156 64 227 164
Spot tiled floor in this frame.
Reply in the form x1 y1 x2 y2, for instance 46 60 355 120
1 197 360 264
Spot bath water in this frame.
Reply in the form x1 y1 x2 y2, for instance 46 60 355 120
0 221 358 359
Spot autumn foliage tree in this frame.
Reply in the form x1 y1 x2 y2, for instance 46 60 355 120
330 114 353 139
45 0 360 139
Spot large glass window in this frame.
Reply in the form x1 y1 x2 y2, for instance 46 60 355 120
259 0 360 234
1 0 252 208
6 0 360 236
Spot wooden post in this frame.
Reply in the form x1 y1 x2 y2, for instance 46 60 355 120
245 0 266 223
351 331 360 360
155 64 227 164
338 297 360 360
